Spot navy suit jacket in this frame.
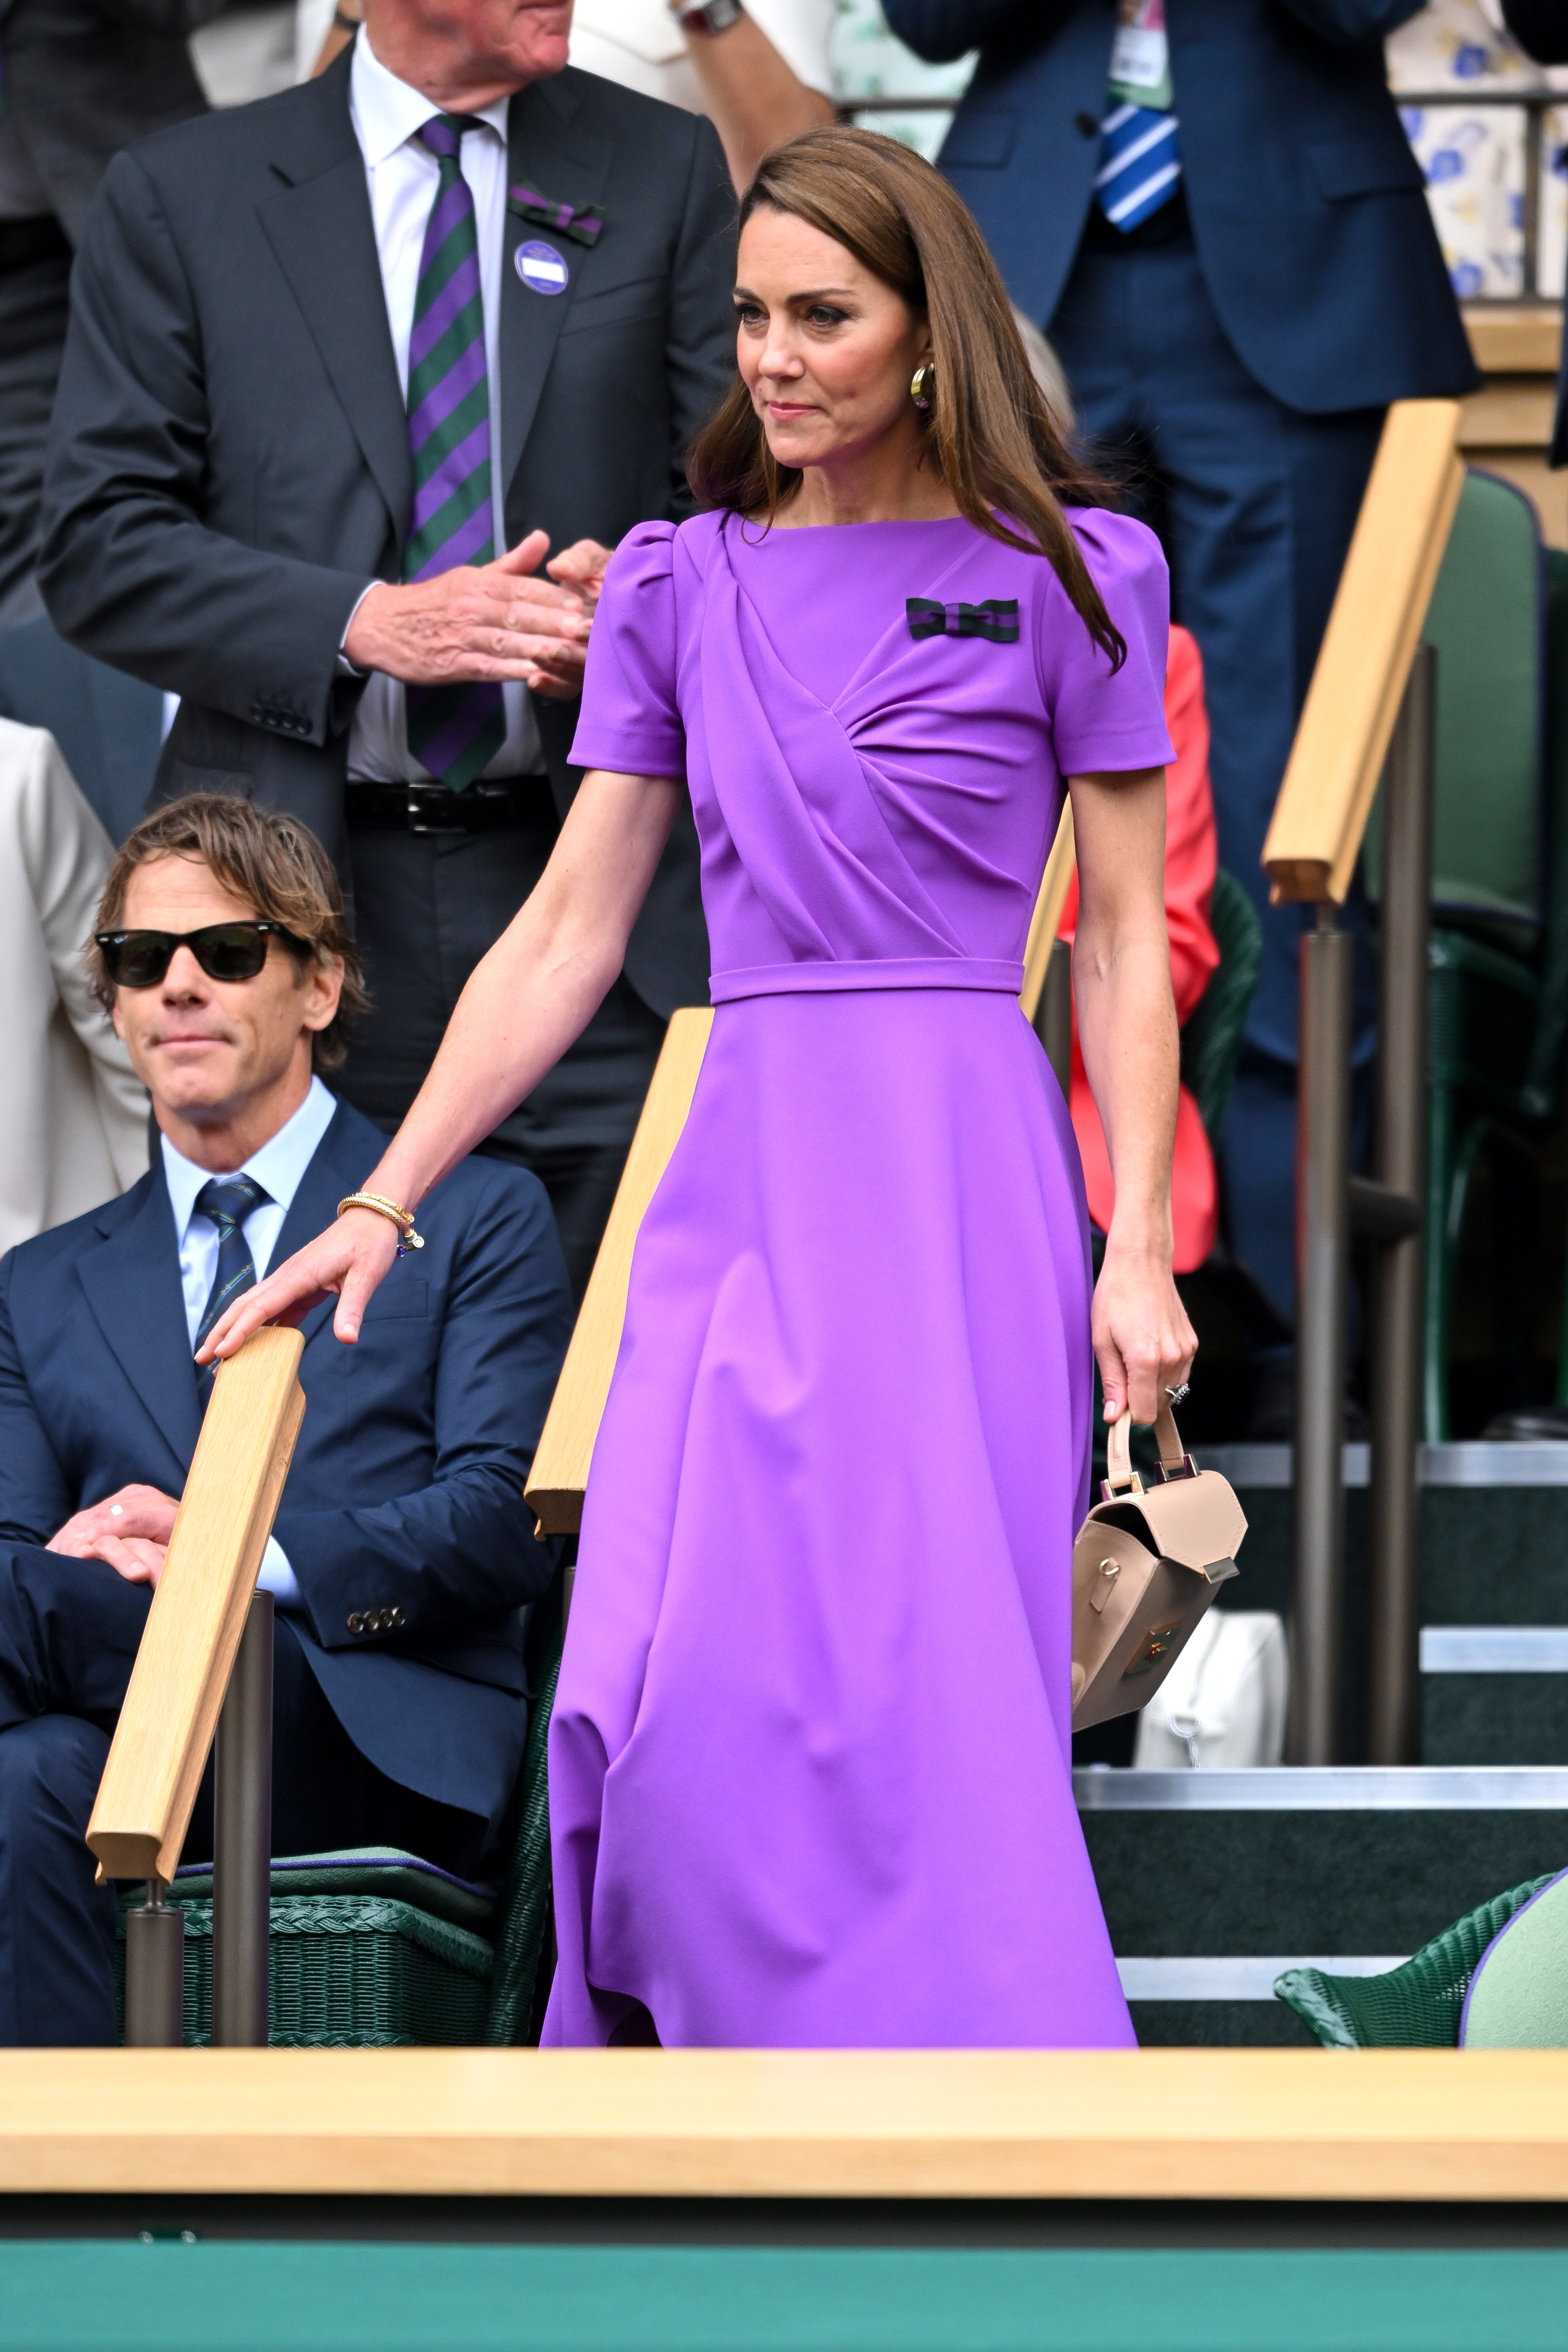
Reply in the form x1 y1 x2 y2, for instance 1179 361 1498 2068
0 1097 573 1837
883 0 1480 414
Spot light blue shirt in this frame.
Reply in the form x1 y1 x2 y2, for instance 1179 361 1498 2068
160 1076 339 1609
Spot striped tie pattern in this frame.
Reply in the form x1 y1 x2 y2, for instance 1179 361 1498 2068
1096 102 1181 233
193 1174 269 1396
404 113 506 793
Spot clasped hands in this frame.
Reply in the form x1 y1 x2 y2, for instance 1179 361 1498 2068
344 528 611 700
47 1482 177 1589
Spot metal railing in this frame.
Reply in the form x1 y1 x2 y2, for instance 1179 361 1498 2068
1262 399 1465 1764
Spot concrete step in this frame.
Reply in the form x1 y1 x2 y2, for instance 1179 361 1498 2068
1076 1765 1568 2046
1421 1627 1568 1763
1196 1443 1568 1758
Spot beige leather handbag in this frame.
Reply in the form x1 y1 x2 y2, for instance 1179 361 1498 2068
1070 1405 1248 1732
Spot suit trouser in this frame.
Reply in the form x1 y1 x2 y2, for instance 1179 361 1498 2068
1050 217 1383 1325
0 217 72 626
338 812 665 1303
0 1543 486 2046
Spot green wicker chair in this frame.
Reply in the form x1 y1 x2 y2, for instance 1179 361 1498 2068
115 1600 563 2048
1180 867 1263 1149
1273 1871 1556 2048
1365 473 1568 1439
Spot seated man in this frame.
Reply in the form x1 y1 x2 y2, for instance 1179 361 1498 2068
0 793 572 2044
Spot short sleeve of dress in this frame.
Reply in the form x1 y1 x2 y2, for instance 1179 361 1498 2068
1038 511 1176 777
568 520 685 778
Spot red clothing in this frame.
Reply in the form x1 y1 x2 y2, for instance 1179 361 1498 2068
1058 623 1221 1273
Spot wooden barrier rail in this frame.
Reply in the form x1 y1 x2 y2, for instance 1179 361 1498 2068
87 1327 305 1887
1263 400 1464 906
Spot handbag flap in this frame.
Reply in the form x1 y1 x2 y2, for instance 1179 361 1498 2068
1092 1406 1248 1572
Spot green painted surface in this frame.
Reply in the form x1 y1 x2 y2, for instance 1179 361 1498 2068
1 2243 1565 2352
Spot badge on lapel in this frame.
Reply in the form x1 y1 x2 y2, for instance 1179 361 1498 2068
515 240 570 297
507 186 604 246
907 598 1020 644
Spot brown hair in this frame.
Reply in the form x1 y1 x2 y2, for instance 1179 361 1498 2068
687 125 1125 672
89 794 367 1071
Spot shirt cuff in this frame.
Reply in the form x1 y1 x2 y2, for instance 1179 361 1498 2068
337 583 379 678
257 1534 303 1611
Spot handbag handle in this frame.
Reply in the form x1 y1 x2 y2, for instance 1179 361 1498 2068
1103 1403 1190 1496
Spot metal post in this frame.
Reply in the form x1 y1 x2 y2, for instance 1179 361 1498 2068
124 1880 184 2048
1367 648 1435 1764
1040 937 1073 1097
211 1588 273 2048
1287 908 1355 1765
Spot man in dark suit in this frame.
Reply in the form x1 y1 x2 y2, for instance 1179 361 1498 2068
0 792 572 2044
39 0 735 1296
886 0 1478 1358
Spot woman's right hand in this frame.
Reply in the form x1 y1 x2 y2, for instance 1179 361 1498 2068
196 1207 401 1362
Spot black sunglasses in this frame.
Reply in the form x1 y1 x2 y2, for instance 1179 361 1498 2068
95 921 302 989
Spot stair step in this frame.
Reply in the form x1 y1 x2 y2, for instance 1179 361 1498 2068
1421 1627 1568 1763
1077 1765 1568 2046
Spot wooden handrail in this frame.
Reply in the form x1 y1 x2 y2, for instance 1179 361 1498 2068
526 1006 714 1535
526 810 1083 1536
86 1328 305 1886
1020 801 1076 1027
1262 400 1464 906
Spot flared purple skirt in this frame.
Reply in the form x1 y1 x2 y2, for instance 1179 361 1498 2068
542 987 1133 2048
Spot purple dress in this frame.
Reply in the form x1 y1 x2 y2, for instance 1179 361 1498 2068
542 507 1174 2049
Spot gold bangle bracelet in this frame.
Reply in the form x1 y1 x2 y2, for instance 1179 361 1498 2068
338 1191 425 1255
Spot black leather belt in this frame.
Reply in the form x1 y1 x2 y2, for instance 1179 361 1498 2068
345 775 554 835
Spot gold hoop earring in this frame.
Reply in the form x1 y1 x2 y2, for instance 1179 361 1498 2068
910 363 935 412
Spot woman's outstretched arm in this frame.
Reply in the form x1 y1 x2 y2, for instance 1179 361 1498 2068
1067 764 1198 1424
200 769 683 1357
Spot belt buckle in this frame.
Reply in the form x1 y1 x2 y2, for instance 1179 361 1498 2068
406 785 467 836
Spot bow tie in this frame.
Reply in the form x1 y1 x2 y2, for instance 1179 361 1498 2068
507 185 603 247
906 598 1020 644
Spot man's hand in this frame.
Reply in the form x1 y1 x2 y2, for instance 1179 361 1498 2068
344 528 612 702
48 1483 179 1589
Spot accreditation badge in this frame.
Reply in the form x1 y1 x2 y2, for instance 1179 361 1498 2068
1108 0 1173 111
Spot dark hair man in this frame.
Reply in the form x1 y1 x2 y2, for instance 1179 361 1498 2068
0 794 572 2044
38 0 735 1297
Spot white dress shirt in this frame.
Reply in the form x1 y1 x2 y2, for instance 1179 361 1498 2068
344 29 542 784
161 1075 339 1608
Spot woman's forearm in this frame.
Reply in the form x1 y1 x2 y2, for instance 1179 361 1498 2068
363 769 681 1212
1072 926 1180 1258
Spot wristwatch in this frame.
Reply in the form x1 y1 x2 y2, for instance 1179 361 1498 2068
671 0 744 32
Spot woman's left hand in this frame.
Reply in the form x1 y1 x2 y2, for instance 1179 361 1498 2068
1092 1240 1197 1424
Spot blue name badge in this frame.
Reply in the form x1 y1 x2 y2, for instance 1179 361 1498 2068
516 239 569 297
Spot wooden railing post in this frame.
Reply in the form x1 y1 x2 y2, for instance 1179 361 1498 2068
1264 403 1462 1764
89 1327 305 2043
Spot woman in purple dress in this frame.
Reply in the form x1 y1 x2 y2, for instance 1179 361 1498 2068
210 128 1196 2049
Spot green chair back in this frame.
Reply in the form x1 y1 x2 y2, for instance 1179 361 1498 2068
484 1605 563 2044
1460 1867 1568 2047
1365 468 1544 942
1179 868 1262 1146
1273 1872 1554 2048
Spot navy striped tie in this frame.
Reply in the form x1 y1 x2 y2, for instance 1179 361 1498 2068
193 1174 269 1394
1096 101 1181 232
403 113 507 793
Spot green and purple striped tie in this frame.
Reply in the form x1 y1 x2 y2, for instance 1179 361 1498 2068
193 1174 269 1398
404 113 506 792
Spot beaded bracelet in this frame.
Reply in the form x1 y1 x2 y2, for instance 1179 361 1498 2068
338 1191 425 1258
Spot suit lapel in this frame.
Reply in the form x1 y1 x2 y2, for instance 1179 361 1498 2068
266 1113 361 1358
500 77 614 503
257 55 412 557
77 1172 203 1479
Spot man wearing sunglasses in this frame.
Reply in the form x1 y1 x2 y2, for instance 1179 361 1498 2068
0 792 572 2044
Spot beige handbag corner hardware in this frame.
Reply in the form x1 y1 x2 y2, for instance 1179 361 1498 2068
1069 1403 1247 1731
